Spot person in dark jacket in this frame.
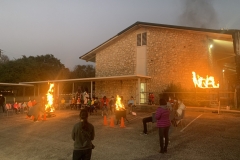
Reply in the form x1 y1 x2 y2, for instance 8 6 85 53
0 94 5 113
72 109 95 160
155 98 171 154
27 104 43 122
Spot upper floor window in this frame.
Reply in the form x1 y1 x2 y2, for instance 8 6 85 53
137 32 147 46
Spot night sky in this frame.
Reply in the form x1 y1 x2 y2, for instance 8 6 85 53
0 0 239 70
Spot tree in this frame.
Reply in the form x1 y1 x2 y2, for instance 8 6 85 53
70 65 95 78
0 54 70 95
69 65 95 93
0 54 9 64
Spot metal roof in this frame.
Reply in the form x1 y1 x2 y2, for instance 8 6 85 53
20 75 151 84
0 83 34 87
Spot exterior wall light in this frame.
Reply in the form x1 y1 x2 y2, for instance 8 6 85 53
209 44 213 49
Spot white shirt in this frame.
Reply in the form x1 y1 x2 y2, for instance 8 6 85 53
177 102 186 116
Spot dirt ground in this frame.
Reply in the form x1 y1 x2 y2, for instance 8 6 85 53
0 108 240 160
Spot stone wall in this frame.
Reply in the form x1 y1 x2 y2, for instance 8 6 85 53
94 80 137 105
95 26 215 104
95 32 136 77
147 27 213 93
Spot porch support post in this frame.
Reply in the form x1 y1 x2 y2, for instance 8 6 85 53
34 86 36 98
57 83 60 97
138 78 140 105
91 81 93 98
72 82 75 95
23 87 25 102
37 84 40 96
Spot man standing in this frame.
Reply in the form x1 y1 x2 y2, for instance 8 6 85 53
0 94 5 113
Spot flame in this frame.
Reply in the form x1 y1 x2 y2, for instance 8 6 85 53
45 83 55 112
192 71 219 88
115 95 125 111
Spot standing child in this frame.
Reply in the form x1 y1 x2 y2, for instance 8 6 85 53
109 96 115 115
72 109 95 160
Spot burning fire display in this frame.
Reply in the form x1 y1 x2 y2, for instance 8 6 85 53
45 83 55 112
115 95 125 111
192 71 219 88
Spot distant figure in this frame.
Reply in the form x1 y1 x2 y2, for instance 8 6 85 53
109 96 115 115
101 96 109 116
32 100 37 106
72 109 95 160
172 98 186 126
27 100 32 110
13 102 19 114
0 94 5 113
127 96 136 114
148 93 154 105
60 97 66 109
71 97 76 110
141 112 156 135
27 104 43 122
22 102 27 111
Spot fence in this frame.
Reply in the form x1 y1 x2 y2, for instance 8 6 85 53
140 91 237 108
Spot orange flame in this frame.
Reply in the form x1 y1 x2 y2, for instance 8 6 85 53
192 71 219 88
115 95 125 111
45 83 55 112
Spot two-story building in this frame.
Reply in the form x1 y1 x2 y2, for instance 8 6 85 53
80 21 239 105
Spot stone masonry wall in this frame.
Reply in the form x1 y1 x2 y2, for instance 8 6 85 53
147 27 214 93
94 26 215 103
94 80 137 106
95 32 136 77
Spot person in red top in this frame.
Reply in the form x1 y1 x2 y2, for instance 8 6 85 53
101 96 109 116
13 102 19 114
150 93 154 105
32 100 37 106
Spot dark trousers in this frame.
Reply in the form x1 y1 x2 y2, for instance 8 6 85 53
142 116 152 134
73 149 92 160
0 104 5 112
159 126 170 151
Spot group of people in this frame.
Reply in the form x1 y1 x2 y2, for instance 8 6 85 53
142 96 186 154
99 95 136 116
3 99 37 114
70 94 136 117
71 95 137 159
70 93 102 115
71 95 185 159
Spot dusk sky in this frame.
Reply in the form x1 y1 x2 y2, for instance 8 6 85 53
0 0 240 71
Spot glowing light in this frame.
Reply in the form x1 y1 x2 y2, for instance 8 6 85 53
45 83 55 112
192 71 219 88
209 44 213 48
115 95 125 111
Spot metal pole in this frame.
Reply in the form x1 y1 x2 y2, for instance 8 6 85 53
138 78 140 105
91 81 93 98
72 82 75 96
218 100 220 114
34 86 35 99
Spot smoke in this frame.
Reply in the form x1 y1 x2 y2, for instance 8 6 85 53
178 0 219 29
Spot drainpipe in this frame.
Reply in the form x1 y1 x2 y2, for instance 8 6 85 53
232 31 240 108
138 78 140 105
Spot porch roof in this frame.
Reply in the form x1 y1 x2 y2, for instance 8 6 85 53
19 75 151 84
0 83 34 87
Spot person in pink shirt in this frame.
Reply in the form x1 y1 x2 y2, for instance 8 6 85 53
155 98 171 154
